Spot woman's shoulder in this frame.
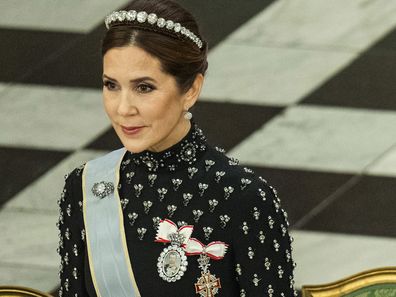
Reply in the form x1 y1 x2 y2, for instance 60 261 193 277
56 163 86 225
206 145 271 187
64 162 86 186
205 145 279 202
206 146 291 232
63 148 126 185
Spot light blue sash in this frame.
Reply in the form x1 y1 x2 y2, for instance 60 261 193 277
82 148 141 297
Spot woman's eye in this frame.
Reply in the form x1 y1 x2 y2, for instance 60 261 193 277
136 84 154 93
103 81 117 91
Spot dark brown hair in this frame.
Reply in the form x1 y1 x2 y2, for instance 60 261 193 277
101 0 208 94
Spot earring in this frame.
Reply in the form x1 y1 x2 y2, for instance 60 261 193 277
184 110 192 120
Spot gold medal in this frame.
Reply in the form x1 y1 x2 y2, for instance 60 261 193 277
185 239 228 297
194 254 222 297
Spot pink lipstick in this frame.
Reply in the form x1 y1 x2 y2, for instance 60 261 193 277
121 125 145 136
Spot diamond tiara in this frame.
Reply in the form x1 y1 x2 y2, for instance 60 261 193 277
104 10 203 49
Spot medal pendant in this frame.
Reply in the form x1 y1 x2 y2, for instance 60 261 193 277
185 240 228 297
157 244 188 282
195 270 221 297
155 219 194 283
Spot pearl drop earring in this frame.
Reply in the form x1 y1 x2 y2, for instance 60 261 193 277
184 110 192 120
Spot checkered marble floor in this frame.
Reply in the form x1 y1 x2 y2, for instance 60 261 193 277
1 0 396 294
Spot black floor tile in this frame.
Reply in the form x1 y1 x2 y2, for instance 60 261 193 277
85 126 122 151
303 175 396 237
248 166 353 226
6 0 276 88
0 28 82 83
370 27 396 51
0 147 70 208
176 0 276 49
301 52 396 111
301 28 396 111
86 101 283 152
15 26 105 88
193 101 283 151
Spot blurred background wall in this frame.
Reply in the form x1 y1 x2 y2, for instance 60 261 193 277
1 0 396 294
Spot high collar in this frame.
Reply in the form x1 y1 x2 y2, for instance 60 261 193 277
122 121 207 173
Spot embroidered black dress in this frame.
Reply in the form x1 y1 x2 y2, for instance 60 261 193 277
57 122 297 297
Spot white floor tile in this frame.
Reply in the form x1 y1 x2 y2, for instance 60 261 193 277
0 1 130 33
0 82 9 94
228 0 396 52
4 149 109 213
229 105 396 174
200 43 354 106
0 263 58 292
0 209 59 268
0 84 110 150
366 144 396 177
292 230 396 288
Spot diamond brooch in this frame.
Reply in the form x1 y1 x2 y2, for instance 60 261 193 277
91 181 114 199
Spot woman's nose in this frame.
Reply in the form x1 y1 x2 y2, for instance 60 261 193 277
117 92 137 116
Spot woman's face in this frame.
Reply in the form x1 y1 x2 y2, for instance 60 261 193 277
102 45 202 153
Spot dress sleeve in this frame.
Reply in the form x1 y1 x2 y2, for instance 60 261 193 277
231 177 297 297
56 166 89 297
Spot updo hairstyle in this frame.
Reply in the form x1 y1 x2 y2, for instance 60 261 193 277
101 0 208 94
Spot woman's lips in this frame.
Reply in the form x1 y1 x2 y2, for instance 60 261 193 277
121 125 145 136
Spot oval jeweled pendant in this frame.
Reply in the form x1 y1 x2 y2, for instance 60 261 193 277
157 245 188 282
155 219 194 283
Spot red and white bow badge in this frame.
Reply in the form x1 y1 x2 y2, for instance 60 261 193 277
155 219 193 246
185 238 228 297
155 219 193 282
185 238 228 260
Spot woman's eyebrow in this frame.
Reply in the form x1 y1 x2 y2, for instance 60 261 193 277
102 74 157 83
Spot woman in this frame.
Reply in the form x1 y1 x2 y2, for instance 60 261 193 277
57 0 297 296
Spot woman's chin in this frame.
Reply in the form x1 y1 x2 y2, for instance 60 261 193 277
115 129 149 153
123 143 147 154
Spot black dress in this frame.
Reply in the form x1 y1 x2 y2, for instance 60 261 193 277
57 122 297 297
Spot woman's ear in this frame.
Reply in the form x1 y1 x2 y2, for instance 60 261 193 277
183 73 204 110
